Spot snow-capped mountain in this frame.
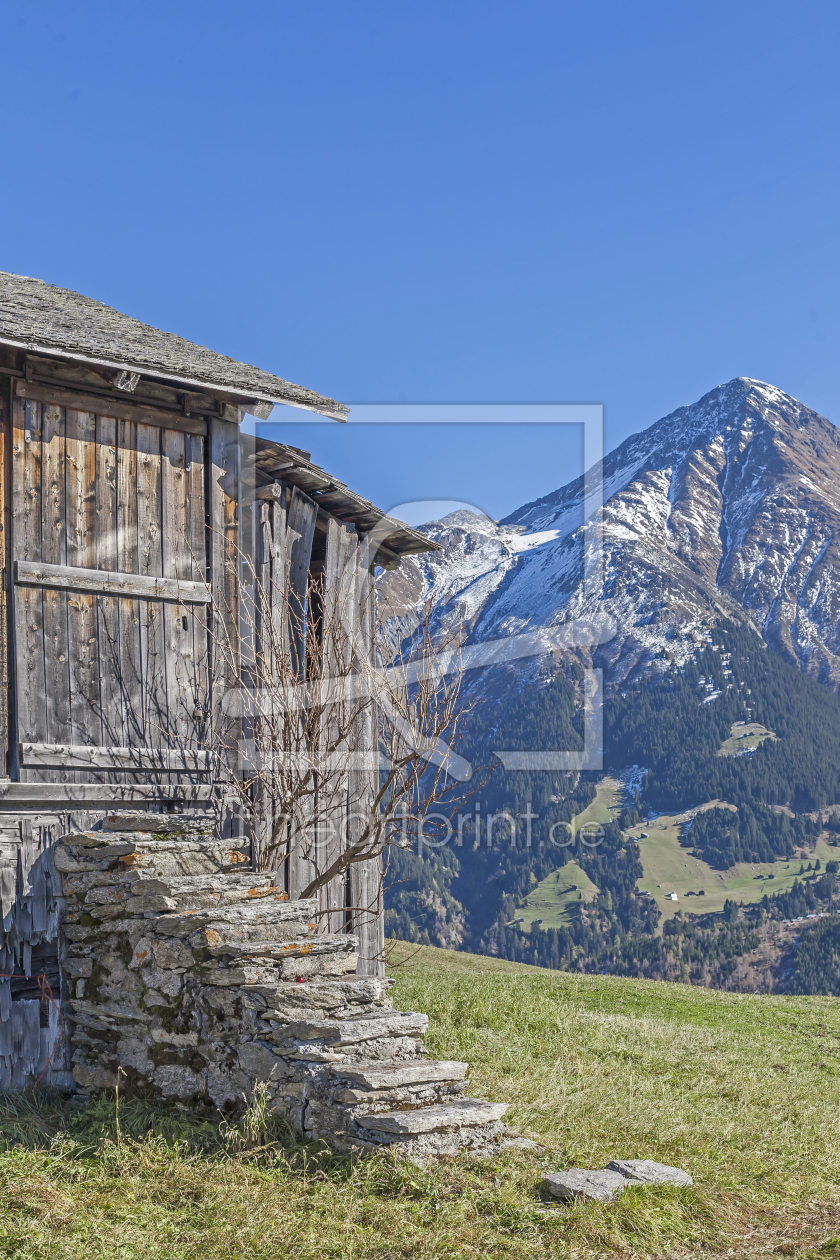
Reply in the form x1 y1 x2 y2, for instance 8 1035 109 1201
382 378 840 690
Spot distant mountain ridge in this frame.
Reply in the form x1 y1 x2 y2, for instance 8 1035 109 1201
384 378 840 690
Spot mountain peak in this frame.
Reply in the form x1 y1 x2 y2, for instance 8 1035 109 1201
382 378 840 694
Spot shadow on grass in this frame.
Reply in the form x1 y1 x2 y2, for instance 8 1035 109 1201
0 1086 452 1201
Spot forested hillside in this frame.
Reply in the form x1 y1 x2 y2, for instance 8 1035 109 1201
385 622 840 992
607 622 840 812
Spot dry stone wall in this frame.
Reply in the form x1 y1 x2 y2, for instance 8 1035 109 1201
57 813 508 1158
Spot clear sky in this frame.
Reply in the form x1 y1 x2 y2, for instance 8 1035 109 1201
2 1 838 520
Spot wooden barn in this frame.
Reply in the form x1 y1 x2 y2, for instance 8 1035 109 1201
0 271 433 1087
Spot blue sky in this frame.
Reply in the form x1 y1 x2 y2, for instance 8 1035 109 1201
2 1 838 520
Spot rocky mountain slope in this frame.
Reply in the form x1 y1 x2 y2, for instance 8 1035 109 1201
383 379 840 691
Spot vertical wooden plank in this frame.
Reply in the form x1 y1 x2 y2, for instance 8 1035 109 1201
209 420 241 807
187 434 208 748
0 382 8 775
95 415 123 751
283 488 317 896
269 491 287 662
116 420 142 749
12 398 46 778
318 518 358 932
253 491 288 884
40 404 72 764
136 423 166 748
349 558 383 976
285 487 317 677
65 408 101 756
251 500 271 871
161 427 194 749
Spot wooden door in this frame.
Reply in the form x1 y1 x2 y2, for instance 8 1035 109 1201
10 392 211 783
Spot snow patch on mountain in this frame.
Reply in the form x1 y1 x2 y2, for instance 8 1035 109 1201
380 378 840 693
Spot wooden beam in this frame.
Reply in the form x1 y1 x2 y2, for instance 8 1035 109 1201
14 560 211 604
254 481 287 500
16 379 207 436
0 782 215 806
373 544 402 570
19 743 213 771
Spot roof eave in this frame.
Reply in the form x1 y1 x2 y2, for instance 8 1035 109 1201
0 334 350 422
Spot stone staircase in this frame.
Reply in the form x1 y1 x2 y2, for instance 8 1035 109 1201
57 813 508 1159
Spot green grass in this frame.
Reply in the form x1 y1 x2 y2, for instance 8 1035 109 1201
519 861 599 930
716 720 778 757
2 945 840 1257
518 779 621 930
570 775 624 830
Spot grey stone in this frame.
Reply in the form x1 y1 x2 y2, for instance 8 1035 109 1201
274 1011 428 1047
190 920 318 949
154 899 318 938
153 938 195 970
237 1041 289 1081
197 963 281 987
202 933 355 960
332 1061 468 1090
129 937 154 969
88 906 127 923
607 1159 693 1187
62 957 94 978
142 990 168 1007
544 1168 628 1203
150 1028 199 1047
153 1064 204 1099
116 1048 154 1076
358 1099 508 1135
73 1062 118 1090
205 1066 240 1107
103 813 215 833
69 998 150 1025
142 966 182 998
278 952 358 980
250 977 391 1014
85 885 124 905
501 1137 545 1153
124 895 178 914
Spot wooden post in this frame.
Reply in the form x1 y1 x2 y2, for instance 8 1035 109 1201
349 556 384 977
209 419 241 835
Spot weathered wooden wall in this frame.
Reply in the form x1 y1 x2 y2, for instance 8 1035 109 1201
11 387 210 783
0 377 392 1092
248 475 383 976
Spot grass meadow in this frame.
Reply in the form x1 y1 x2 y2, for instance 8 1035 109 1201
1 942 839 1257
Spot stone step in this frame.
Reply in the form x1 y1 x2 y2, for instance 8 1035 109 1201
56 835 251 876
153 900 319 939
329 1060 468 1091
102 812 215 833
196 931 359 963
59 869 277 901
242 976 393 1015
197 944 361 985
133 874 281 911
263 1008 428 1047
332 1080 466 1106
357 1098 509 1136
133 871 275 895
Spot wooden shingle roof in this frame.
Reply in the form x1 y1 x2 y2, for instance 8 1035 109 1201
0 271 349 421
253 437 439 565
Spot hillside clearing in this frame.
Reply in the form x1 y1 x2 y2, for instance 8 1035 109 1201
571 775 624 829
519 859 599 929
627 810 839 923
2 944 840 1258
716 720 777 756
